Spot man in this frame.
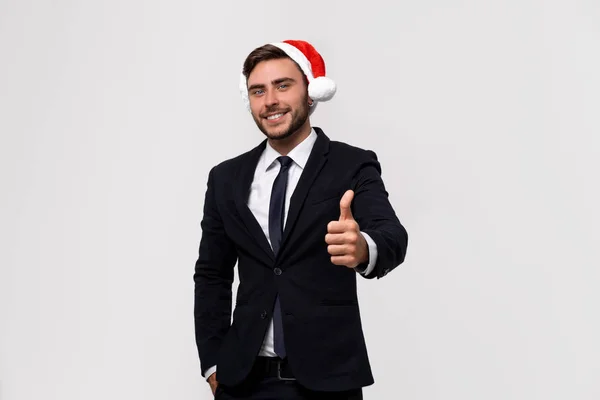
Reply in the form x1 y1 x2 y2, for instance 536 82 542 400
194 40 408 399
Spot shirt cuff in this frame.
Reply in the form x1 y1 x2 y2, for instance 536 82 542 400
356 231 378 276
203 365 217 381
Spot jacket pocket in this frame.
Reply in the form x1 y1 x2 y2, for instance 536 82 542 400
309 191 342 205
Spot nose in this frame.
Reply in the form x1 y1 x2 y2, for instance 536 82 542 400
264 89 279 108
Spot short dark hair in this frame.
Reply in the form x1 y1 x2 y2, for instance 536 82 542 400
242 44 307 86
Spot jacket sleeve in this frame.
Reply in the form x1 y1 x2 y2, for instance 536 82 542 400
193 166 238 374
351 150 408 279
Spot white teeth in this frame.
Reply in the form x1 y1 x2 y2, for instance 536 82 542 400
267 113 284 120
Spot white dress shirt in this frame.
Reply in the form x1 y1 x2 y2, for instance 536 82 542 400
203 128 378 379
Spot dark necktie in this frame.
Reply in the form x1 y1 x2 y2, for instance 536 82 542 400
269 155 293 359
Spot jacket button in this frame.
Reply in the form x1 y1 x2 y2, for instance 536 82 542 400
260 310 267 319
274 267 282 275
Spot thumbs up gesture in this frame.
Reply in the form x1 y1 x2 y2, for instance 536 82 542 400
325 190 369 268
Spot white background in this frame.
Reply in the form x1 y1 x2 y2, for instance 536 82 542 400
1 1 599 399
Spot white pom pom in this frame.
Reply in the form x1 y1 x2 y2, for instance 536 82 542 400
308 76 336 101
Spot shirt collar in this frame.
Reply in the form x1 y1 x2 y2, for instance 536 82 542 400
263 128 317 171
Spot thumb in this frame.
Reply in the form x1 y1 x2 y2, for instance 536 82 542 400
339 190 355 221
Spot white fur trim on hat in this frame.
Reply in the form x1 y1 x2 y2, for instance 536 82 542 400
270 42 315 79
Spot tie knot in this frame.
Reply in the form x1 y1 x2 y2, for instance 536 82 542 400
277 156 293 169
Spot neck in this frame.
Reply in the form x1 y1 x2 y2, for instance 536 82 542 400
268 120 312 156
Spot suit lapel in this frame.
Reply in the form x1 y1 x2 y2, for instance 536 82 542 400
233 140 275 262
233 128 331 263
279 127 330 257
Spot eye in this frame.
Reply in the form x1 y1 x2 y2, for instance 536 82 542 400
278 84 288 90
251 89 264 96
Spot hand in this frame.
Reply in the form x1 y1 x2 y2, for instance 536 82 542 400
207 372 218 396
325 190 369 268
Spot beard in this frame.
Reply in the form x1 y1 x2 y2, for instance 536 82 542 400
252 97 310 141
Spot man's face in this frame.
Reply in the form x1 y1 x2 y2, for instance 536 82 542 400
246 58 310 141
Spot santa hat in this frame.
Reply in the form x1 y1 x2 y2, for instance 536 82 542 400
239 40 337 113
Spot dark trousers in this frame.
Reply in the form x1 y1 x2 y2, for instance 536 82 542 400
215 358 363 400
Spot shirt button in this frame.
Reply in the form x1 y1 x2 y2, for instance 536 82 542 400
274 267 282 275
260 310 267 319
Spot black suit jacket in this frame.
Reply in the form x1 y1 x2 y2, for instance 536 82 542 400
193 127 408 392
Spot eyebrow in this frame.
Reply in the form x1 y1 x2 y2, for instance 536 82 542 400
247 77 296 92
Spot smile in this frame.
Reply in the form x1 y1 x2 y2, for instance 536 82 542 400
265 112 287 121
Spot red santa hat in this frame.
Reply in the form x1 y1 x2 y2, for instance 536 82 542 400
239 40 337 114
